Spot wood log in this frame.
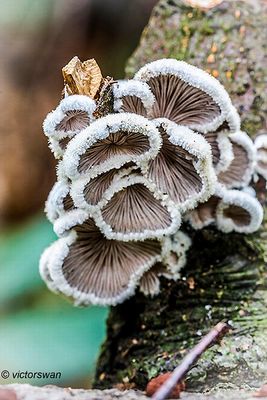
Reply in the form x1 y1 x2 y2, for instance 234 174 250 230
94 0 267 393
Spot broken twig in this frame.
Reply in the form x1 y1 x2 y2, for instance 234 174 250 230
152 321 231 400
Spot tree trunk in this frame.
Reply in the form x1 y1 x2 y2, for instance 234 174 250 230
94 0 267 393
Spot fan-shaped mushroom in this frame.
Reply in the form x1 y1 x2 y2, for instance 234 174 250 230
47 217 162 306
43 95 96 158
63 113 162 180
217 131 255 188
143 118 216 212
96 174 181 241
134 59 240 133
254 134 267 180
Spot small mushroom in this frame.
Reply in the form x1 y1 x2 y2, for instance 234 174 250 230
254 134 267 180
39 242 60 294
217 131 255 188
43 95 96 158
71 163 138 210
205 130 233 174
186 195 220 229
139 263 165 297
139 231 192 296
144 118 216 212
45 179 75 223
46 217 162 306
62 113 162 180
96 174 181 241
216 189 263 234
113 80 155 116
161 231 192 275
134 59 240 133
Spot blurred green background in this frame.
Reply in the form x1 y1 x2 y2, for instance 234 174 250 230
0 0 156 387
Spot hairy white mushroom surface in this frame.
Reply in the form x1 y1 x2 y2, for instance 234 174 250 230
254 134 267 180
48 217 162 306
186 195 220 230
39 242 60 294
134 59 240 133
218 131 255 188
40 57 266 306
205 130 233 174
216 189 263 234
43 95 96 158
63 113 162 180
45 180 75 223
113 80 155 116
161 231 192 275
96 174 181 241
138 263 165 297
70 164 138 211
139 231 191 296
143 119 217 212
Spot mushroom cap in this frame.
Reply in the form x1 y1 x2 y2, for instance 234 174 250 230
62 113 162 180
161 230 192 275
138 263 165 297
217 131 255 188
43 95 96 158
95 173 181 241
139 231 192 296
70 164 138 211
186 195 220 230
216 188 263 234
45 180 75 224
254 134 267 180
205 130 234 174
46 218 162 306
39 242 61 294
144 118 217 212
113 80 155 116
134 59 240 133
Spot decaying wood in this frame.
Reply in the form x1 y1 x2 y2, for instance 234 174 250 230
94 0 267 394
62 56 103 98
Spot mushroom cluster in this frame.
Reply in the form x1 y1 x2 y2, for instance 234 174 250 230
40 58 264 306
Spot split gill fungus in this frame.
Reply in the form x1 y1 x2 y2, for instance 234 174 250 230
40 58 264 306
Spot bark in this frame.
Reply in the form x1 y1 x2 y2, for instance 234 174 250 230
94 0 267 393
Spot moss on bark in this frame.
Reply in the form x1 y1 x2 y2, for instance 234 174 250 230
94 0 267 392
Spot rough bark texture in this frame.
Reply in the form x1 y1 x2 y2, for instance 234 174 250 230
94 0 267 393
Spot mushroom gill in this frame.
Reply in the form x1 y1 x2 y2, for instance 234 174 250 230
216 190 263 233
144 121 215 211
83 169 121 206
78 130 150 172
222 205 251 227
147 74 220 127
45 180 75 223
56 110 90 132
113 80 154 117
148 131 201 203
134 59 239 132
205 131 233 173
50 218 162 305
217 132 255 188
63 114 162 180
99 176 180 239
139 263 165 296
187 195 220 229
119 96 148 116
